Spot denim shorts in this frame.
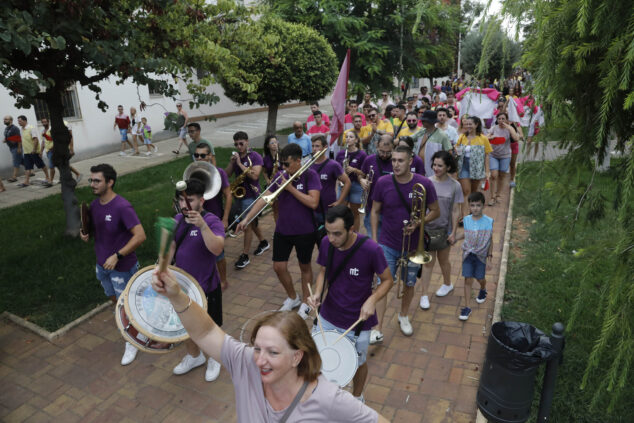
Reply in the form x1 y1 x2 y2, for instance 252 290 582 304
46 150 54 169
490 156 510 173
178 127 187 139
462 253 486 280
9 145 22 168
459 156 471 179
313 315 370 365
363 213 382 239
380 244 419 287
23 153 46 171
96 261 139 298
119 128 128 142
338 181 363 205
144 137 152 145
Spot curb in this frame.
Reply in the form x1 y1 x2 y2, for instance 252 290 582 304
475 187 515 423
2 301 111 342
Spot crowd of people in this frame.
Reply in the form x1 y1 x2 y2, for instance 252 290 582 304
6 77 540 421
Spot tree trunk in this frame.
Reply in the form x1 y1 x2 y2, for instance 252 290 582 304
266 103 279 136
47 90 80 237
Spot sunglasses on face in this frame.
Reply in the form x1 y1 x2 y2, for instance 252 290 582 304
281 161 292 167
193 153 208 159
234 142 245 147
368 114 377 118
407 119 417 123
177 105 182 108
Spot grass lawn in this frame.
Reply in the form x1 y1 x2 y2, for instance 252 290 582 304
503 159 633 421
0 147 246 331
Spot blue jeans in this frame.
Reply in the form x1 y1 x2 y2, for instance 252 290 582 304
96 261 139 299
313 315 370 365
380 244 419 287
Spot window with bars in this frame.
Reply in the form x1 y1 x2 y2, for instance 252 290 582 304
33 88 82 120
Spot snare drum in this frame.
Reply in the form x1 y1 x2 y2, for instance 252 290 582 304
114 265 206 354
312 330 359 387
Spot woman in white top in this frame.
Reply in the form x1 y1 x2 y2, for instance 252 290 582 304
419 151 464 309
129 106 142 155
152 269 388 423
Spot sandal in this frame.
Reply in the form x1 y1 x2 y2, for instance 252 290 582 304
8 177 17 182
17 183 30 188
172 150 179 155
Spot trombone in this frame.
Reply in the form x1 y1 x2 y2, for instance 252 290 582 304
394 182 432 298
225 148 327 235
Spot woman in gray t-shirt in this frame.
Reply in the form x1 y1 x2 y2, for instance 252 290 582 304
152 269 387 423
419 151 464 310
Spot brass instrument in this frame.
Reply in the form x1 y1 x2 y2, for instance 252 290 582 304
174 161 222 213
226 148 328 234
394 182 432 299
272 152 279 178
229 154 253 199
339 149 349 187
358 165 374 214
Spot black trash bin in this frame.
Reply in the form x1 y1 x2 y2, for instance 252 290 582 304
477 321 556 423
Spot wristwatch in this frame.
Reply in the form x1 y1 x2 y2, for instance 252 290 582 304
116 252 124 260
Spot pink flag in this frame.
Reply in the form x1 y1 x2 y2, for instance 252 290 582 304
329 49 350 146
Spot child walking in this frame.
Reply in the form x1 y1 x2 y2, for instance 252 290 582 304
455 191 493 321
141 117 158 156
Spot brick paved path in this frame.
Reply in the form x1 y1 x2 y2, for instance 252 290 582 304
0 182 510 422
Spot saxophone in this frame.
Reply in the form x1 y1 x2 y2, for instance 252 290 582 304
230 153 253 198
272 152 279 178
358 165 374 214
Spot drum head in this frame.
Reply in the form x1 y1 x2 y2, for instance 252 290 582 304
312 330 359 387
122 265 207 344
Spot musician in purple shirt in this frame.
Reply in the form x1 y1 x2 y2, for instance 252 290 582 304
308 205 393 401
237 143 321 320
170 178 226 383
370 146 440 339
80 163 146 366
359 135 393 240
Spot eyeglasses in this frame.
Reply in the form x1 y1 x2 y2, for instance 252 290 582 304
187 129 197 134
193 153 208 159
88 178 102 184
378 150 391 156
368 114 377 118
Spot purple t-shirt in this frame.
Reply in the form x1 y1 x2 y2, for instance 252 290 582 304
311 159 344 213
410 155 425 175
221 335 378 423
360 155 393 214
173 212 225 293
372 173 438 252
270 168 321 235
203 168 230 219
262 154 278 179
317 235 388 331
336 149 366 183
90 195 141 271
231 150 263 199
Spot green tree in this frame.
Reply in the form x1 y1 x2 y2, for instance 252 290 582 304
460 21 522 81
262 0 460 98
218 16 338 135
493 0 634 413
0 0 256 235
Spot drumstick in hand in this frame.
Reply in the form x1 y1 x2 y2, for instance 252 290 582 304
155 217 176 273
332 317 364 346
308 285 327 346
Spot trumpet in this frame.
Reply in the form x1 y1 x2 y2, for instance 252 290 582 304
358 165 374 214
229 154 253 198
225 148 328 235
394 182 432 299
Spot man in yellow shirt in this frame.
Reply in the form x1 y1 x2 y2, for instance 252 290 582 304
343 114 364 146
360 107 393 154
396 112 420 139
18 115 51 187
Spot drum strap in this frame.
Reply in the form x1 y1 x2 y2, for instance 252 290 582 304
279 380 310 423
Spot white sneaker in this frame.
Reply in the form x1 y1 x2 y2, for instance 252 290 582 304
173 352 206 375
435 284 454 297
279 295 301 311
153 144 159 153
119 151 127 156
121 342 138 366
205 357 221 382
419 295 430 310
145 151 152 156
369 329 384 344
398 314 413 336
297 303 312 319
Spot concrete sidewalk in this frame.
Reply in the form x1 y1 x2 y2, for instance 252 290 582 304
0 104 332 210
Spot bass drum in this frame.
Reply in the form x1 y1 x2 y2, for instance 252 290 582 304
114 265 206 354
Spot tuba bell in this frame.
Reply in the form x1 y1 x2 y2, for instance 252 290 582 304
181 161 222 200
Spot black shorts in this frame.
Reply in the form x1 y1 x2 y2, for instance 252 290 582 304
273 232 316 264
206 285 223 327
23 153 46 171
